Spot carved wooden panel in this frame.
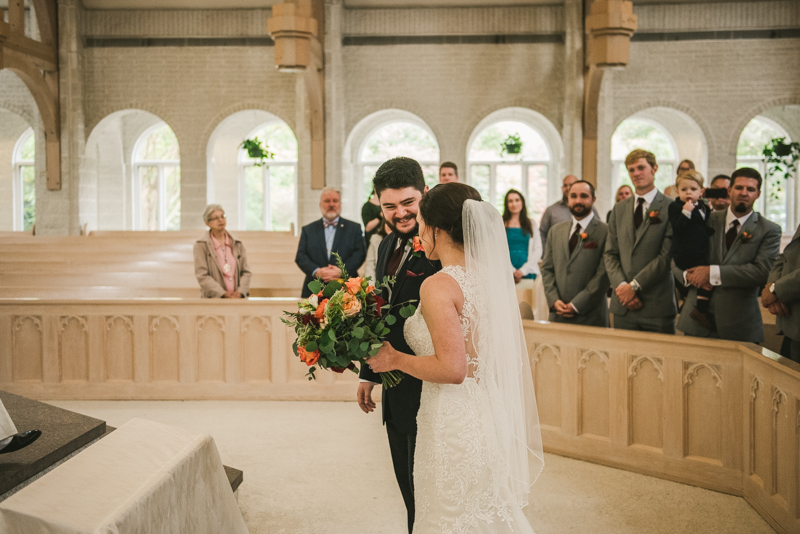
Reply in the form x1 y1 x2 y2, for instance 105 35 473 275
59 316 89 382
683 363 723 464
197 316 225 382
531 343 561 429
773 387 790 507
12 316 43 382
629 355 664 449
150 316 180 382
579 349 609 438
751 375 770 489
105 316 134 381
241 316 271 383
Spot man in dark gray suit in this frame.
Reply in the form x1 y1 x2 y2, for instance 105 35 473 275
675 168 781 343
762 221 800 360
295 188 366 298
541 180 610 326
605 149 677 333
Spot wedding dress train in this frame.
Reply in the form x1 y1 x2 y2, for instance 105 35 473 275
405 265 536 534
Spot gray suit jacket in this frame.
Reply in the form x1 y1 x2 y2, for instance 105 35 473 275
541 216 610 326
767 224 800 341
674 210 781 343
604 191 677 318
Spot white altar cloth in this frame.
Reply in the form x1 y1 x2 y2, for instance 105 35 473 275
0 418 249 534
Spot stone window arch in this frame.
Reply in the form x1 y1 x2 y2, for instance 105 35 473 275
132 122 181 231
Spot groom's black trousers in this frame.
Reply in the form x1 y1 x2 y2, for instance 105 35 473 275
386 419 416 534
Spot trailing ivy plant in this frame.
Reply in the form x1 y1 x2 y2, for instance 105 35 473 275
501 133 523 156
240 138 275 167
762 137 800 200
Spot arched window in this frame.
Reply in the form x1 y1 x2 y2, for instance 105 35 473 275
240 121 298 231
359 122 439 201
737 116 792 232
467 121 550 218
13 128 35 232
611 118 677 194
133 123 180 231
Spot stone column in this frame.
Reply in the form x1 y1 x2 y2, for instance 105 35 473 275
562 0 584 179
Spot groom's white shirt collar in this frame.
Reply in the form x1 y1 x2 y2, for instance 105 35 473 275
570 212 594 234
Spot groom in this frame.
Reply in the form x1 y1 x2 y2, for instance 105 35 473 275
357 157 440 533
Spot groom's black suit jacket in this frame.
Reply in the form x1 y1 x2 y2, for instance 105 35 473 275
359 233 441 435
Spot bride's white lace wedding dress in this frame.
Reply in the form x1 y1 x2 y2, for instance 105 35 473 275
404 265 536 534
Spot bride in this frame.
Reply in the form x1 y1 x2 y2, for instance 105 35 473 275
369 183 545 533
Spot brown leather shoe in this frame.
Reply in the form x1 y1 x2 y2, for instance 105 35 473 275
690 307 714 330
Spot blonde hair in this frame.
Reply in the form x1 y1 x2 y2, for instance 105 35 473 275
676 170 705 188
624 149 657 168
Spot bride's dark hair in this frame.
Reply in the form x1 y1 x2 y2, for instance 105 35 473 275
419 183 482 248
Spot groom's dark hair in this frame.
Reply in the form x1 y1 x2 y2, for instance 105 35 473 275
373 157 427 197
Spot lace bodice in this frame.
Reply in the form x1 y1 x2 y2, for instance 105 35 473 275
404 265 482 378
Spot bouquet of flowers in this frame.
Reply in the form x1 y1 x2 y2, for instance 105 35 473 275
281 254 416 388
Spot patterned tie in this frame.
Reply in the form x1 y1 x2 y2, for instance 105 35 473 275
569 223 581 254
634 198 645 228
323 219 337 228
386 238 408 277
725 219 740 250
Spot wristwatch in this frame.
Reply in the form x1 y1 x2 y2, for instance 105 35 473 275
630 280 641 292
769 283 776 295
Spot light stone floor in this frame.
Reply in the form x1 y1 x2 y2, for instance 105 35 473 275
45 400 774 534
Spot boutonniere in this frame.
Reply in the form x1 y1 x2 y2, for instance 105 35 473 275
740 231 754 243
646 209 662 224
410 236 425 258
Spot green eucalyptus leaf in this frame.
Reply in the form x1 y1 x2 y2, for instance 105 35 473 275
360 342 369 351
385 315 396 325
323 281 342 299
353 327 364 339
305 341 318 352
308 280 323 294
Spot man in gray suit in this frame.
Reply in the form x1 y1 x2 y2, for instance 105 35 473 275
605 149 677 333
541 180 610 326
762 221 800 361
675 168 781 343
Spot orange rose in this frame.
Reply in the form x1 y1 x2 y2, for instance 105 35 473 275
580 232 588 240
412 236 425 253
345 277 364 295
341 293 362 318
298 345 320 366
314 299 328 321
365 285 375 295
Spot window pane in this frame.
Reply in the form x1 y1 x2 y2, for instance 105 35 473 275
495 164 523 211
526 164 548 222
138 124 179 161
362 165 379 202
139 166 159 231
164 166 181 231
270 165 296 231
421 165 438 190
468 122 550 162
764 175 788 231
244 165 264 231
20 132 35 161
470 165 490 201
247 122 299 162
737 118 785 157
21 165 35 231
611 118 675 161
360 122 439 162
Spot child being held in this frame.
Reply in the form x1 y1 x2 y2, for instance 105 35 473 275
668 170 714 329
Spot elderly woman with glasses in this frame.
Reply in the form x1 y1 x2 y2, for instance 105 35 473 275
194 204 252 298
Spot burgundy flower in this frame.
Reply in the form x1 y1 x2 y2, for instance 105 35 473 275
371 295 386 317
331 363 356 374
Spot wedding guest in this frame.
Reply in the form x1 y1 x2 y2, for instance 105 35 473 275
607 184 633 222
364 218 389 280
605 149 677 333
541 181 610 326
296 188 366 298
675 168 781 343
763 221 800 362
357 157 441 533
362 188 382 248
668 170 713 328
677 159 695 174
194 204 251 298
540 174 598 250
438 161 459 183
503 189 542 283
707 174 731 212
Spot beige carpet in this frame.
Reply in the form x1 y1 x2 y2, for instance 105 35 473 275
45 400 774 534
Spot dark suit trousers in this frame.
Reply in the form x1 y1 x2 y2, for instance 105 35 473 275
782 336 800 364
387 419 416 534
613 313 675 334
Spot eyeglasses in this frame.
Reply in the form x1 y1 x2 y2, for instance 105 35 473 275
208 214 226 222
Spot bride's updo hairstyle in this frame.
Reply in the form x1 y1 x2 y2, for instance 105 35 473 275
418 183 482 250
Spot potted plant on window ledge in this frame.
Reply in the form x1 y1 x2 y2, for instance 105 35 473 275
501 134 523 157
240 137 275 167
762 136 800 200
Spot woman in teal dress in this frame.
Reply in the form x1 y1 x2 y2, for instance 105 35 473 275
502 189 542 284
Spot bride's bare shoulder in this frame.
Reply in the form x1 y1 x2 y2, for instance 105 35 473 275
420 271 464 305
